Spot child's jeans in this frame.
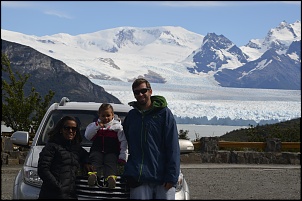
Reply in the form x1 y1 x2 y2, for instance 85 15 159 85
89 151 118 178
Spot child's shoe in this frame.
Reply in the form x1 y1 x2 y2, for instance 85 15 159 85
106 175 117 189
87 172 97 186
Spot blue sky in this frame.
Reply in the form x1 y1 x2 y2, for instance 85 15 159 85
1 1 301 46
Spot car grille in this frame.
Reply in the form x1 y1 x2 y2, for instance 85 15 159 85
76 175 130 199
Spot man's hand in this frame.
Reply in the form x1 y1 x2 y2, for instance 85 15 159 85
163 182 174 190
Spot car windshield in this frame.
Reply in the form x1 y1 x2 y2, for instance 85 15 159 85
37 109 127 146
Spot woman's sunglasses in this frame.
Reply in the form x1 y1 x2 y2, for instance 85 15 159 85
63 126 77 132
133 88 150 95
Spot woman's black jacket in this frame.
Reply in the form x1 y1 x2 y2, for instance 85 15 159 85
38 136 89 199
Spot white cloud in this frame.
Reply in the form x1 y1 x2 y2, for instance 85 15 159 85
44 10 73 19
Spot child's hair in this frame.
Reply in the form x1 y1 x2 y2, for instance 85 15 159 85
98 103 114 114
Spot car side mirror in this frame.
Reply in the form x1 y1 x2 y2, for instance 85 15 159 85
10 131 29 147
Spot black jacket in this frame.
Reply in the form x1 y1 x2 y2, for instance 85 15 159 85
38 136 89 199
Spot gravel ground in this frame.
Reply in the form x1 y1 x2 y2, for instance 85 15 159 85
1 164 23 200
1 164 301 200
181 164 301 200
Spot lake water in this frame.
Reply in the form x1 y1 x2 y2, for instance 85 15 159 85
177 124 249 141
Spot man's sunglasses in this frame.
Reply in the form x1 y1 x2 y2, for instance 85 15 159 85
63 126 77 132
133 88 150 95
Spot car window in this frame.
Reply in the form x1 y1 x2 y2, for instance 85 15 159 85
38 110 127 146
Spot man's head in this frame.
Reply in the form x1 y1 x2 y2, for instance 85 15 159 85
132 78 151 90
132 78 152 109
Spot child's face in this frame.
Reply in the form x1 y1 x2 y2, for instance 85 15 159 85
99 109 114 124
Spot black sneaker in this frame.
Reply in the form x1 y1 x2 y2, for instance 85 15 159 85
88 173 97 186
107 175 117 189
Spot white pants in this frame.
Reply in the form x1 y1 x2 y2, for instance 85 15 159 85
130 182 175 200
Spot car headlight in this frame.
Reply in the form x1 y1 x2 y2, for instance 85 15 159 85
175 172 183 192
23 166 43 187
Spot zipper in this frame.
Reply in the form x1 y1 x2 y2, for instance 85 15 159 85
138 114 144 182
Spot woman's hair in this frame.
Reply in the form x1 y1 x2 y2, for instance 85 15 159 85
132 78 151 90
98 103 114 114
48 115 82 143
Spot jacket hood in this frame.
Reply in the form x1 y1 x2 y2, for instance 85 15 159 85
151 95 167 108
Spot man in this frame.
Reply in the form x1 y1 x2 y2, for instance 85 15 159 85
122 78 180 200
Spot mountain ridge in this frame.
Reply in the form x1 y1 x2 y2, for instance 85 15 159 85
1 39 121 103
1 20 300 90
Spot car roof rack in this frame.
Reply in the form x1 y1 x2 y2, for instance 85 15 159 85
59 97 70 106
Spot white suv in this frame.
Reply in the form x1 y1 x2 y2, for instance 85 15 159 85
11 97 193 200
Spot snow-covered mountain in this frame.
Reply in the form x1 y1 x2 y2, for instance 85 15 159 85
242 20 301 60
187 21 301 89
1 26 205 84
1 21 301 125
187 32 249 73
1 21 300 89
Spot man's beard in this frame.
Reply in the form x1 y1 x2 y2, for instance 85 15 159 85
137 95 150 107
138 99 147 106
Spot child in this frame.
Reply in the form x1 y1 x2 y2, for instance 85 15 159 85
85 103 128 189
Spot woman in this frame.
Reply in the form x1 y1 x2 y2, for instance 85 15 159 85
38 116 93 199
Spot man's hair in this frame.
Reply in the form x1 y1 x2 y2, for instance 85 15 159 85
98 103 114 114
132 78 151 90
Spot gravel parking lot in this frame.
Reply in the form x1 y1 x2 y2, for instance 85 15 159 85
1 164 23 200
2 164 301 200
181 164 301 200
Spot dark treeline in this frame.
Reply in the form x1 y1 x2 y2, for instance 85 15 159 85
219 117 300 142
